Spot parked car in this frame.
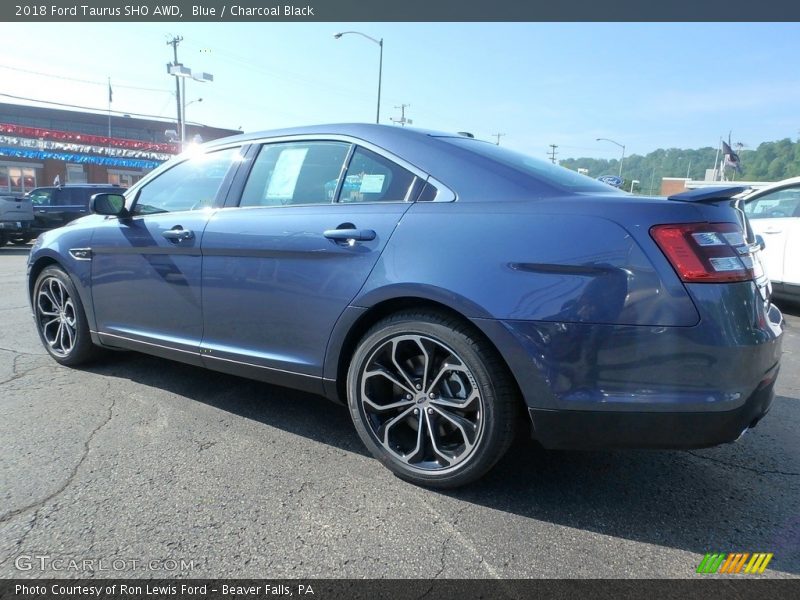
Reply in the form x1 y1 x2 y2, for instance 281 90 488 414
25 184 126 241
0 194 34 246
27 125 783 488
742 176 800 303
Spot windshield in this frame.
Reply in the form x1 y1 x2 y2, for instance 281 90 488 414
442 137 619 194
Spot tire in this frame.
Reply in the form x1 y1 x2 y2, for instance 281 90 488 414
0 233 7 247
10 235 32 245
347 310 518 488
33 265 99 366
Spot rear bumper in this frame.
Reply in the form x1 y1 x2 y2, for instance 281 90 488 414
528 365 778 449
489 281 784 450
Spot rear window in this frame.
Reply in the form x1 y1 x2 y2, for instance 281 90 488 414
441 137 617 194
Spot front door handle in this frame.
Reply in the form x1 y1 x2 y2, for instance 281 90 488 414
162 226 194 242
323 228 376 242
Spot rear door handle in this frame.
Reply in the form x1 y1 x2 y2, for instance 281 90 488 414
161 226 194 242
323 228 376 242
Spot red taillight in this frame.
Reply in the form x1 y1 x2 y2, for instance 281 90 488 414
650 222 754 283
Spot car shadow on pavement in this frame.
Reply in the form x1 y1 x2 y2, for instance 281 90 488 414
447 395 800 576
86 351 800 576
775 299 800 318
85 351 371 457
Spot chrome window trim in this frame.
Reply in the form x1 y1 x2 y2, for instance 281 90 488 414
227 133 458 203
425 176 456 203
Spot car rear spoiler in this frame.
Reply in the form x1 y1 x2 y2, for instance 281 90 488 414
668 186 749 203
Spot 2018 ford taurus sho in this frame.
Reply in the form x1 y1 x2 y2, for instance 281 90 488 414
27 124 784 487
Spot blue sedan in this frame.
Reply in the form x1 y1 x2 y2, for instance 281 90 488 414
27 125 784 487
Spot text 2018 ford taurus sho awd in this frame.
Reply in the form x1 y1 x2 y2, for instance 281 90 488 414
27 124 784 487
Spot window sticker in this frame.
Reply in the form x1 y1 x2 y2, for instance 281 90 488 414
360 173 385 194
266 148 308 199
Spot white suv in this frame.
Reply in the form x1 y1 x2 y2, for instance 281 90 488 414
742 176 800 302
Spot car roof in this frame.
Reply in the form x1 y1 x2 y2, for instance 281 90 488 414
204 123 463 148
743 176 800 199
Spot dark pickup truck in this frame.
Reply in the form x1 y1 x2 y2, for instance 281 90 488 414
25 184 126 241
0 194 34 246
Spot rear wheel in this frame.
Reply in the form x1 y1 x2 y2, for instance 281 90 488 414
347 310 518 488
0 233 7 247
33 266 99 366
10 235 32 245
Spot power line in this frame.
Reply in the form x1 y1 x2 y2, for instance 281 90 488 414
0 92 196 123
0 63 171 94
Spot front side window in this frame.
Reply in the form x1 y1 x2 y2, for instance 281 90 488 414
240 141 350 207
133 147 239 215
338 147 417 203
745 187 800 219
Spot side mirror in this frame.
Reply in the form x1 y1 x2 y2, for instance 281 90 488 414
90 193 127 217
755 234 766 251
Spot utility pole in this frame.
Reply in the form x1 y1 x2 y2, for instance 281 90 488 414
548 144 559 164
167 35 183 144
491 133 506 146
391 104 412 127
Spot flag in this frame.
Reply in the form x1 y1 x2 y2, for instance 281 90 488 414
108 80 113 104
722 140 742 173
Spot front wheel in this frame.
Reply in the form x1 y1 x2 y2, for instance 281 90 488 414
347 311 518 488
33 265 99 366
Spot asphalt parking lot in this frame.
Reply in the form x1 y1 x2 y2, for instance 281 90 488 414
0 246 798 579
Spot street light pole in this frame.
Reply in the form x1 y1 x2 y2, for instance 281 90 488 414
596 137 626 178
376 38 383 124
335 31 383 124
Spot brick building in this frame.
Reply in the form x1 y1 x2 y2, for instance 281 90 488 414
0 102 238 193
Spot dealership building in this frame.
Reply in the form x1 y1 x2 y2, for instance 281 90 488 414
0 102 238 193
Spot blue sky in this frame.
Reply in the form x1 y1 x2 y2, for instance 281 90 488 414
2 22 798 159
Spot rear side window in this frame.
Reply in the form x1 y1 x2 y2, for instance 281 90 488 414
240 142 350 207
133 147 239 215
442 137 617 193
53 189 75 206
745 187 800 219
338 147 417 203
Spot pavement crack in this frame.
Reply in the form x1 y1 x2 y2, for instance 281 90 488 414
0 395 118 527
687 451 800 476
433 534 450 579
0 346 41 356
0 353 49 386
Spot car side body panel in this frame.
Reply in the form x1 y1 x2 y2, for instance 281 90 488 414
199 202 413 383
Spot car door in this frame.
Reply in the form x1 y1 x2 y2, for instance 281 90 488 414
91 146 242 361
200 140 422 390
744 186 800 284
28 188 65 231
